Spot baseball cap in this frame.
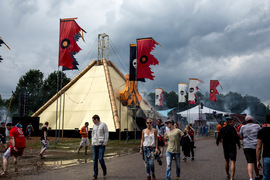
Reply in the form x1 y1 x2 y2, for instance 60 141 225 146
165 119 174 124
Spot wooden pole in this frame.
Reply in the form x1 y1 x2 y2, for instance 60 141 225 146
61 93 65 139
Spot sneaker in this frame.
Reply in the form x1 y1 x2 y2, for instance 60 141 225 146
15 168 18 174
152 174 156 180
183 157 187 162
176 177 180 180
191 157 194 161
1 172 7 177
92 175 97 179
230 178 234 180
226 175 230 180
39 154 45 159
255 174 263 180
103 170 107 176
146 176 151 180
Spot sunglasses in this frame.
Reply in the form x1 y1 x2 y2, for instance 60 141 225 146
146 122 152 124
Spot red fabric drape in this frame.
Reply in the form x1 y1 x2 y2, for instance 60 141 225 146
137 38 159 80
210 80 220 102
58 19 82 69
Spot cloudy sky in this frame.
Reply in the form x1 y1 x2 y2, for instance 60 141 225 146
1 0 270 105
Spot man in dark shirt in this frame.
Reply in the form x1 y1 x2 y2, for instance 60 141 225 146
256 114 270 179
0 122 7 149
217 117 241 180
39 122 49 159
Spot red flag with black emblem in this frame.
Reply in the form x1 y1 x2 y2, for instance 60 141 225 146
210 80 221 102
58 18 85 70
137 38 160 80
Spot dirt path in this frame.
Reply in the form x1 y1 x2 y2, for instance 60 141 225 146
4 138 253 180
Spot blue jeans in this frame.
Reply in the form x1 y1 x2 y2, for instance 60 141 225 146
166 151 180 180
263 157 270 180
92 145 106 177
143 147 155 175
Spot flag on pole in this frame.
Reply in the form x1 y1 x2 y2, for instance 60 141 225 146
137 37 161 80
59 18 86 70
178 83 187 102
188 78 202 104
129 44 145 82
210 80 221 102
155 88 165 106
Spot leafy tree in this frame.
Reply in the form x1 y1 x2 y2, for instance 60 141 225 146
42 71 71 104
12 69 44 116
224 92 247 113
164 91 178 109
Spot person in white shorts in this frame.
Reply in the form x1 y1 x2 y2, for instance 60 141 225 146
77 122 89 155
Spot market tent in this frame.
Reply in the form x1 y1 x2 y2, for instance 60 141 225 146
177 105 229 124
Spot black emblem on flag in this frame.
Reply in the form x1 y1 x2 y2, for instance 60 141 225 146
180 90 184 95
140 55 148 64
61 39 70 49
210 89 214 93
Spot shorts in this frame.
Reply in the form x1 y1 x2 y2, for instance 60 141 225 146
3 147 25 159
244 148 256 163
80 138 90 147
28 130 32 135
223 148 237 161
41 140 50 150
157 136 164 147
0 137 6 144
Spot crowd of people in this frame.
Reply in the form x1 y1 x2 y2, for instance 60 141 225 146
140 118 195 180
0 114 109 179
0 113 269 180
216 115 270 180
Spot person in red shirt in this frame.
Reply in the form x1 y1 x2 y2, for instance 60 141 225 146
1 122 26 176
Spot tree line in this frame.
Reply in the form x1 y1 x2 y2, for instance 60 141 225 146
146 91 270 117
0 69 71 117
1 69 269 118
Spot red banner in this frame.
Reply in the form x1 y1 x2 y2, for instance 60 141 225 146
210 80 220 102
137 38 160 80
59 18 82 69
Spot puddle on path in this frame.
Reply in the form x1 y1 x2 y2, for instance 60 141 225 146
43 152 120 169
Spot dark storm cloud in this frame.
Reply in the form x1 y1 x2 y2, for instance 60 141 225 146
1 0 270 105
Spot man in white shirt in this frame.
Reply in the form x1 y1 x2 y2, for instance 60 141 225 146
91 115 109 180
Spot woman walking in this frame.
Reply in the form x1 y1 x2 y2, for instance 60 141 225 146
140 119 158 180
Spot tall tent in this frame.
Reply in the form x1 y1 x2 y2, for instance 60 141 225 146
32 59 159 132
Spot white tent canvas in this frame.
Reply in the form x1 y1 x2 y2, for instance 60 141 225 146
177 105 229 124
